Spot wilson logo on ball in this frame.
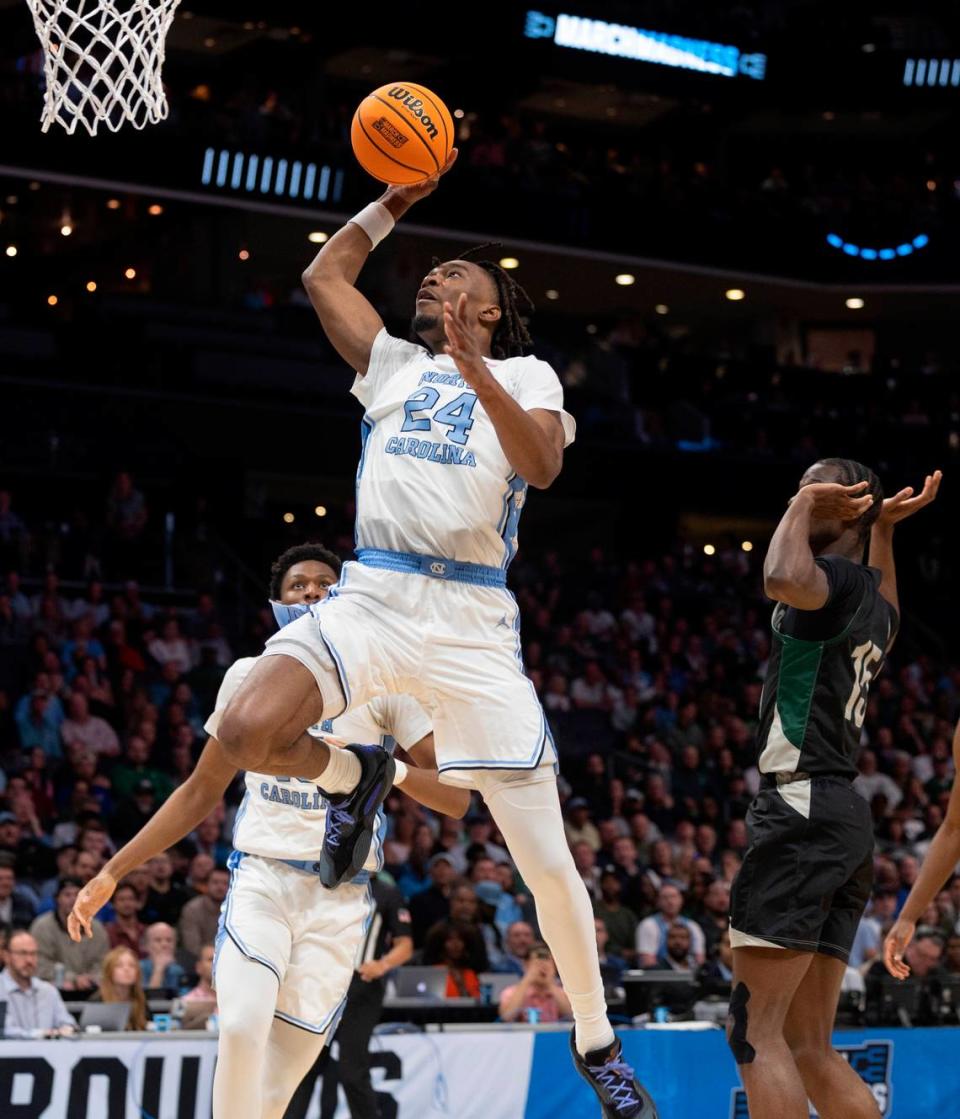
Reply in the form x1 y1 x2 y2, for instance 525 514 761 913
386 87 440 140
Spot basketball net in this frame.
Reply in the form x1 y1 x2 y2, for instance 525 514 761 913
26 0 181 136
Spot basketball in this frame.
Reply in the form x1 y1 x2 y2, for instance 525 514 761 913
351 82 454 186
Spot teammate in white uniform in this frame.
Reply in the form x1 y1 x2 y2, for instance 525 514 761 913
69 544 469 1119
214 158 657 1117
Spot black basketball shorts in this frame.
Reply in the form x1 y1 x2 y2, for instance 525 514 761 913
729 775 874 963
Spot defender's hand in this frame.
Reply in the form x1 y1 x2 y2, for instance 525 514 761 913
875 471 942 529
68 871 116 941
884 918 915 980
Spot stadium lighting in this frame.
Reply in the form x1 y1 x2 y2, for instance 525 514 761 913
845 297 865 310
454 109 465 119
741 541 754 552
545 289 559 300
314 506 327 517
124 267 136 280
106 198 121 210
615 273 636 286
704 544 716 556
148 204 164 215
307 231 328 243
283 512 295 524
5 245 17 257
47 294 58 306
238 249 250 261
725 289 745 301
86 281 97 293
655 303 669 315
499 257 520 269
60 224 73 237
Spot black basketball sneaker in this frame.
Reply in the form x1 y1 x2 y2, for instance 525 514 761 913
316 744 395 888
569 1031 660 1118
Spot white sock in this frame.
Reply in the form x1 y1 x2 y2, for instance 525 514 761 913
318 745 362 795
393 759 409 785
484 777 616 1057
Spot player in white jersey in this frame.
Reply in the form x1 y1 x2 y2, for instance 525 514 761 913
214 159 658 1117
68 543 469 1119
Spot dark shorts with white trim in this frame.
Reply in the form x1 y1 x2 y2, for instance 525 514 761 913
729 774 874 963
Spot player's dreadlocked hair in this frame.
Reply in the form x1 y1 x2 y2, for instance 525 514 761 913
816 458 884 541
436 243 535 359
269 543 342 600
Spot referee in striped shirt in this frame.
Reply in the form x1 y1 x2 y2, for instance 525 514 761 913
285 875 413 1119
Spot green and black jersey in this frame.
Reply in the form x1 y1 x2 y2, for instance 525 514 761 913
756 554 899 780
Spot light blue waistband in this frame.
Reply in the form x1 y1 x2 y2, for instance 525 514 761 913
356 547 507 588
230 850 370 886
278 858 371 886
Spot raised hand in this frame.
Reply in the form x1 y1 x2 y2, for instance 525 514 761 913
442 292 488 387
67 871 117 941
876 471 942 528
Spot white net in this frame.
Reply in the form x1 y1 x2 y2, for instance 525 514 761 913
26 0 181 136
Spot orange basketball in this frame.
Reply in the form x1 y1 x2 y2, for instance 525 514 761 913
351 82 454 186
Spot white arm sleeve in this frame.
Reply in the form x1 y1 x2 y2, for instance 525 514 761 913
508 356 576 447
365 694 433 752
350 328 425 409
203 657 259 738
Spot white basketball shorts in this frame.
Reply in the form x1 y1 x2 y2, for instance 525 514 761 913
261 560 556 789
214 852 374 1034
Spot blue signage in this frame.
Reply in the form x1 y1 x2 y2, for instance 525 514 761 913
524 10 766 81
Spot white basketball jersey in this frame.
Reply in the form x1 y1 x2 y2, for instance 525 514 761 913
204 657 432 865
351 329 575 568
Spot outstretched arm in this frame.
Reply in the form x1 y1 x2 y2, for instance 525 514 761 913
302 151 457 374
401 732 470 818
763 482 873 609
68 738 237 939
885 715 959 979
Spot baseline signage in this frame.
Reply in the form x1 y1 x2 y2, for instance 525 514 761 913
2 1026 959 1117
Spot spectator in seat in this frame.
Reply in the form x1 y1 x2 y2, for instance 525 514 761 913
148 618 192 676
106 881 146 955
594 866 638 964
31 876 108 989
495 920 536 977
499 943 573 1023
654 922 697 971
112 779 159 844
442 883 489 972
636 885 705 968
694 879 730 959
595 918 627 985
141 922 187 992
61 693 119 758
111 735 175 803
564 797 601 852
179 866 229 962
409 853 457 946
699 929 734 987
184 943 217 1004
0 852 37 931
87 946 150 1030
190 814 231 867
423 920 482 998
15 690 62 758
0 930 76 1037
142 852 190 926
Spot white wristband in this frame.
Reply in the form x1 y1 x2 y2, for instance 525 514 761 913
349 202 395 249
393 759 409 786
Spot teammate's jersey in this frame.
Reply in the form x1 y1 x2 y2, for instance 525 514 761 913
351 328 576 568
756 555 899 780
204 657 432 866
